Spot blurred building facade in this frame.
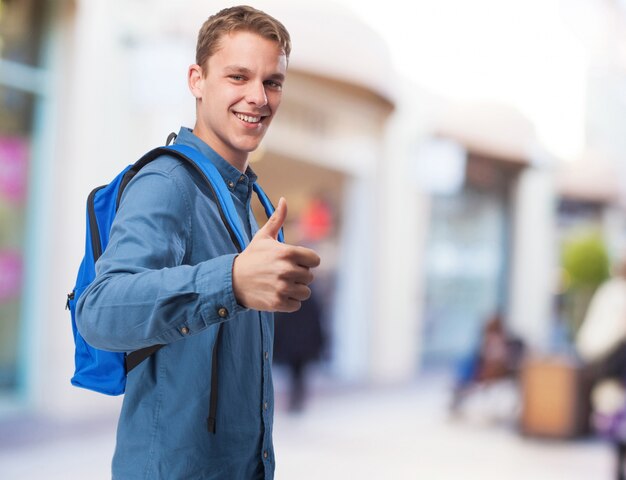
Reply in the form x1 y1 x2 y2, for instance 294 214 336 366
0 0 57 411
1 0 625 421
417 103 556 365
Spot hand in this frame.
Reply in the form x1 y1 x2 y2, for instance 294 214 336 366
232 197 321 312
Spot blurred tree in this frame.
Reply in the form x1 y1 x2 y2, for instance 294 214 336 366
561 231 610 338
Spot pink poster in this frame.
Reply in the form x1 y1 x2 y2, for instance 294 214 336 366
0 137 29 204
0 250 22 302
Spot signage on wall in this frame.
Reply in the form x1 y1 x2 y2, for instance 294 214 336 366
0 250 22 302
0 137 28 204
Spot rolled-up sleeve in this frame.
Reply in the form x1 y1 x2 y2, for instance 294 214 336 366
76 161 246 352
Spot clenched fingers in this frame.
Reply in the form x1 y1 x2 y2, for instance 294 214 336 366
287 246 321 269
285 283 312 302
280 264 314 285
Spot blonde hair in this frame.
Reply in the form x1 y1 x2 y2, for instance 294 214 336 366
196 5 291 75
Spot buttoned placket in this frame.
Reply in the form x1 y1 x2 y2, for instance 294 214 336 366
239 174 255 237
226 173 256 238
235 172 274 472
260 311 273 472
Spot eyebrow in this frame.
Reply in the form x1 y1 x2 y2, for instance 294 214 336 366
224 65 285 82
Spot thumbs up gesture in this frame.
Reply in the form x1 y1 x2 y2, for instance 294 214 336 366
232 198 321 312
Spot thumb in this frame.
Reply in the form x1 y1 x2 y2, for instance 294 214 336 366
259 197 287 240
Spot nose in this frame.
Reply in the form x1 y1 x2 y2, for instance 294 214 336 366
246 81 268 107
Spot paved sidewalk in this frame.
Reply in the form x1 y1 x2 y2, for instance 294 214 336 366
0 375 615 479
274 378 614 480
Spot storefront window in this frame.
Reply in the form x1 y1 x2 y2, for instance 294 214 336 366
0 0 45 391
1 0 45 67
421 187 510 365
0 127 28 389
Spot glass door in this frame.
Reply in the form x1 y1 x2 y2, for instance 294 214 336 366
421 186 510 366
0 0 45 392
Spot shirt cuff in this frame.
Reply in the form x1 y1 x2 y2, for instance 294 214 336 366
196 253 248 328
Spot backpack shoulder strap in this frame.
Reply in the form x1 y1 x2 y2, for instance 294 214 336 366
161 144 248 251
164 133 282 243
253 183 285 243
149 144 284 245
117 144 248 252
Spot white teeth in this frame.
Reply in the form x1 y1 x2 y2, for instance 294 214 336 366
235 113 261 123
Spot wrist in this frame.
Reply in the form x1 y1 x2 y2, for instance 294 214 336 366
231 254 246 308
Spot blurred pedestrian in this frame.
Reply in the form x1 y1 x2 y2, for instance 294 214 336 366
577 252 626 480
76 6 320 479
271 194 335 413
576 252 626 376
274 292 325 412
450 312 525 413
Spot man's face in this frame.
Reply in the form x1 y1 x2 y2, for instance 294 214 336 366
190 30 287 168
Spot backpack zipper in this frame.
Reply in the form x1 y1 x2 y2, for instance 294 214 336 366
66 291 75 310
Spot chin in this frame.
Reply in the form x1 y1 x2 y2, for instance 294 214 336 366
237 140 264 153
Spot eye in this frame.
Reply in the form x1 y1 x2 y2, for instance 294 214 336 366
229 75 245 81
264 80 283 91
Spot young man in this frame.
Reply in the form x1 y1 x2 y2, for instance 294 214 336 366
76 6 320 479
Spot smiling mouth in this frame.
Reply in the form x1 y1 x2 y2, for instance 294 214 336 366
234 112 265 124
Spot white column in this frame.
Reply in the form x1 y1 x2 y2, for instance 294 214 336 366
508 166 557 350
369 101 432 383
35 0 125 418
330 177 375 381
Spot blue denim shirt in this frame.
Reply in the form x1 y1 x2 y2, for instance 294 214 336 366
77 127 275 479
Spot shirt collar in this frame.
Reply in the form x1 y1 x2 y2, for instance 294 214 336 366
174 127 258 188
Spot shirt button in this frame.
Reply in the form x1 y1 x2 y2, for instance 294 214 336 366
263 451 269 459
264 351 269 360
217 307 228 318
227 180 235 189
238 175 246 183
180 326 189 335
263 402 269 410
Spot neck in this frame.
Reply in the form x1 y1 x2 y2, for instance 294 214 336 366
192 123 248 173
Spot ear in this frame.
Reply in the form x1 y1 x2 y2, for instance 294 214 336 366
188 64 204 99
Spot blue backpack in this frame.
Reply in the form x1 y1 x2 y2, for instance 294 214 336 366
67 141 282 427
